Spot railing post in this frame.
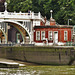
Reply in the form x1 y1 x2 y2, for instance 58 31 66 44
30 11 32 18
14 11 16 16
32 12 34 19
4 11 8 17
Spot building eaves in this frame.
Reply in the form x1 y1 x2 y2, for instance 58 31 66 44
34 25 73 29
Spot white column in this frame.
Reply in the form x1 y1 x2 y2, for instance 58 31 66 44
6 23 8 44
29 21 33 44
32 12 34 19
23 21 24 26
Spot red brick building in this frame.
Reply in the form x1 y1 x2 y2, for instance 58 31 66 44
34 18 73 46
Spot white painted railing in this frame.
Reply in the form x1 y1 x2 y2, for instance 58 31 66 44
0 11 41 19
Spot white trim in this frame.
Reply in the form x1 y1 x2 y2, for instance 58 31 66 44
64 31 68 41
34 42 65 46
34 42 53 46
36 31 40 40
48 43 53 46
58 42 65 45
41 31 45 40
35 43 44 46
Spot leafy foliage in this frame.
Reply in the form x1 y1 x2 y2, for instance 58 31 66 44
6 0 75 25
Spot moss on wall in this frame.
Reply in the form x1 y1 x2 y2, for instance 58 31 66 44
0 46 75 65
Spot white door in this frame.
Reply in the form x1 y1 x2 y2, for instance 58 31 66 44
54 32 58 44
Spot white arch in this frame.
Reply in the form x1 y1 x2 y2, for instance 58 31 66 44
0 20 31 37
0 20 31 43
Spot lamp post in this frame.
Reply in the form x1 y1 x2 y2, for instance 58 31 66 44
50 10 53 18
68 19 72 25
4 2 7 12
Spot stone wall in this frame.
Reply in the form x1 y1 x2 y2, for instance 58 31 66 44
0 46 75 65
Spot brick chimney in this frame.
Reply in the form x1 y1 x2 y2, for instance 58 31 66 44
50 18 56 26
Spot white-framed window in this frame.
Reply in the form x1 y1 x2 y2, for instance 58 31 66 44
36 31 40 40
48 31 53 40
41 31 45 40
64 31 68 41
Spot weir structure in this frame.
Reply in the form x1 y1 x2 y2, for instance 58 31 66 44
0 2 43 45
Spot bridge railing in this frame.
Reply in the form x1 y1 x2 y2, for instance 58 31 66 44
0 11 41 19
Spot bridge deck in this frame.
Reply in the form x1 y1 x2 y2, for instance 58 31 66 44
0 11 41 20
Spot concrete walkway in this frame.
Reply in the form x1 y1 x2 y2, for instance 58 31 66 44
0 58 37 68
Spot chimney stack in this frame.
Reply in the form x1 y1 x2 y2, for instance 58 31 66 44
50 18 56 26
50 10 56 26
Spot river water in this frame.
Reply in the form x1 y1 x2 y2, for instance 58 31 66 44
0 66 75 75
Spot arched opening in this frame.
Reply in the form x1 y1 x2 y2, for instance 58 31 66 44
7 22 30 44
7 24 23 44
0 20 31 44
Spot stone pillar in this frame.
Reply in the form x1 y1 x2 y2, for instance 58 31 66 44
30 20 33 44
50 18 56 26
32 12 34 19
4 2 7 12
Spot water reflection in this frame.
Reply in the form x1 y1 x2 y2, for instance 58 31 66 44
0 66 75 75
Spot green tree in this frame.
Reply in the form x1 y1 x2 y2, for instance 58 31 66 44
7 0 32 12
55 0 75 25
6 0 75 25
43 0 60 19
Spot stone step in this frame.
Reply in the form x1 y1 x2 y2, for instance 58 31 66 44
0 58 25 68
